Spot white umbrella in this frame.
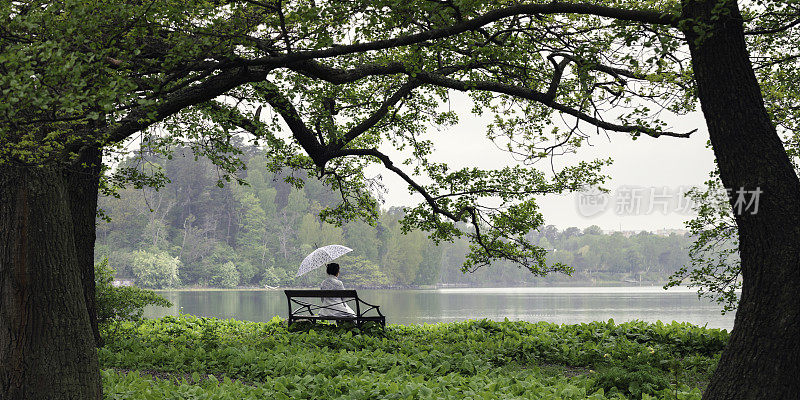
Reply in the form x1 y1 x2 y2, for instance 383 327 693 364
296 245 353 277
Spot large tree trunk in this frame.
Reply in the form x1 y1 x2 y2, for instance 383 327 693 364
66 146 103 347
683 1 800 398
0 164 102 399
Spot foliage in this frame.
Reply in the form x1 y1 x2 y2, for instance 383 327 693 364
209 261 240 289
95 258 172 328
3 0 628 277
98 148 693 289
591 366 671 399
99 315 726 399
260 267 287 287
8 0 799 284
130 249 181 289
337 256 390 287
665 175 740 314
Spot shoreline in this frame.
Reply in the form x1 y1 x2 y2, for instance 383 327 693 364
152 281 704 293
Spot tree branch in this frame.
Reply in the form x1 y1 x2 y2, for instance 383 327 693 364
288 60 408 84
106 67 269 145
745 17 800 35
288 56 693 139
329 149 541 270
251 82 327 164
410 70 696 138
331 148 469 222
204 2 680 71
340 80 422 146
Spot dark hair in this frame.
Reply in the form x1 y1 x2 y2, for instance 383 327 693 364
326 263 340 276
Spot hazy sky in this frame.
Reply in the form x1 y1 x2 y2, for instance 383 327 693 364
372 95 716 232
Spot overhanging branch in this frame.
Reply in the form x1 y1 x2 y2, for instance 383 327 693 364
329 147 546 270
410 70 696 139
340 80 422 146
331 148 468 222
251 82 327 165
194 2 681 71
106 67 269 145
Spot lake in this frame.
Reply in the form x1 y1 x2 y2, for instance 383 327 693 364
145 286 735 330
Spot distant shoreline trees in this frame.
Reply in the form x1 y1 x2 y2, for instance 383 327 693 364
97 146 692 289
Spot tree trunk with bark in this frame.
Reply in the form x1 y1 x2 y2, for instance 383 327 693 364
66 146 103 347
0 164 102 400
683 1 800 398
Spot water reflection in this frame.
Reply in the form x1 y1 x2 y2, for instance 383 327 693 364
146 287 734 330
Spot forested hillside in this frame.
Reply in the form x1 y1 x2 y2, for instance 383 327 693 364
96 146 692 289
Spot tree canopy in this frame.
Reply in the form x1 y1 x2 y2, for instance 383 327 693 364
5 1 799 276
0 1 686 269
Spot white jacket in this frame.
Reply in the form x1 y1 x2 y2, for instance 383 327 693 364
319 275 356 316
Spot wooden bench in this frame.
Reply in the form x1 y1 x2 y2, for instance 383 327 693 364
284 289 385 328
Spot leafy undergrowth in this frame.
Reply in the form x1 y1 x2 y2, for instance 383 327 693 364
99 315 728 399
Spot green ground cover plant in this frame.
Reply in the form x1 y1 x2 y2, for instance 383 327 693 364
100 315 727 399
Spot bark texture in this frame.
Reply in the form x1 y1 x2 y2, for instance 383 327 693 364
0 164 102 400
683 1 800 398
66 146 103 347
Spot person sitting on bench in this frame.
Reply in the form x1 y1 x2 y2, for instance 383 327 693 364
319 262 356 317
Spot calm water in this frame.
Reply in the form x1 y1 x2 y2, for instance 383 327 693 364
145 286 735 330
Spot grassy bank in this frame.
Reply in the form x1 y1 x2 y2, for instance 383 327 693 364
100 316 728 399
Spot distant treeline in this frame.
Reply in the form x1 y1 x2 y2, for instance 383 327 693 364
96 146 692 289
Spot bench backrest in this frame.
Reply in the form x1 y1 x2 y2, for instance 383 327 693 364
284 289 358 298
284 289 384 323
